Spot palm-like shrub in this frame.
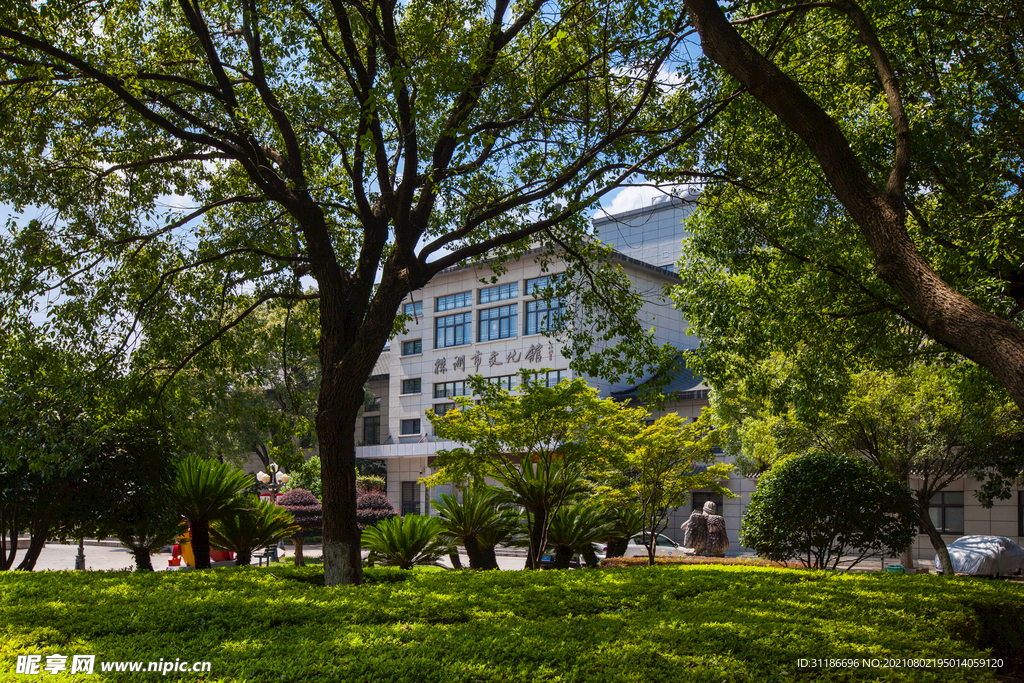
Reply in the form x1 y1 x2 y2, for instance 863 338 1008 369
210 500 300 566
169 456 253 569
434 488 514 570
356 490 397 530
601 505 645 558
546 502 614 568
361 515 448 570
278 488 322 566
115 513 184 572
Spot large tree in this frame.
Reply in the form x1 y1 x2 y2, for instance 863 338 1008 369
680 0 1024 410
0 0 723 585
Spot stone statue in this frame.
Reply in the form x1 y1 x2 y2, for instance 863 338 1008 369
680 509 707 555
681 500 730 557
703 501 729 556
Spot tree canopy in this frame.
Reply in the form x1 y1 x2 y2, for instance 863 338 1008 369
0 0 724 586
678 0 1024 410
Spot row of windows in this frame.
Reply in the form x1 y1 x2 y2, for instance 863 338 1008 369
401 275 563 324
401 300 565 352
401 372 568 398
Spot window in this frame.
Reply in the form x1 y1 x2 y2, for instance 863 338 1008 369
362 416 381 445
435 291 472 312
928 491 964 535
433 403 456 417
401 418 421 435
660 264 675 273
525 370 566 387
365 396 381 412
402 339 422 356
403 301 423 318
692 492 723 513
526 274 563 295
487 374 520 391
478 304 518 342
479 282 518 304
525 298 564 335
435 312 472 348
401 481 420 515
401 378 421 394
434 380 468 399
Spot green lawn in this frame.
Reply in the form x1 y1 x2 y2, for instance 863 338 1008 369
1 564 1021 682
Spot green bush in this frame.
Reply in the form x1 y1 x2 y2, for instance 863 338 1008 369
209 500 299 566
361 515 449 570
433 488 514 570
1 564 1021 681
740 452 916 569
356 474 386 493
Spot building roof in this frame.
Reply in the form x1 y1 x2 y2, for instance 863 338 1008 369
610 354 708 401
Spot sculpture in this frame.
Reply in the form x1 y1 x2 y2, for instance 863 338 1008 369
703 501 729 556
681 500 730 557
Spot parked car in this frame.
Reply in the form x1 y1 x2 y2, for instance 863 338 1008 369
936 536 1024 577
599 533 690 559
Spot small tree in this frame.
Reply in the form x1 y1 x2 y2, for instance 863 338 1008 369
355 491 398 531
278 488 322 567
599 412 734 565
427 373 645 570
169 456 253 569
545 502 613 568
740 452 915 570
433 488 513 570
210 501 299 566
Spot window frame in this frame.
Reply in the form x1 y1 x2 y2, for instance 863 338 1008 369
401 481 421 516
435 311 472 349
362 416 381 445
401 378 422 395
403 301 423 318
525 297 564 335
400 418 421 435
478 303 518 342
926 491 965 535
435 291 472 312
434 380 468 399
402 339 422 356
479 282 518 304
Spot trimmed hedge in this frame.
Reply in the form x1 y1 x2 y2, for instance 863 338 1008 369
1 564 1022 681
600 555 791 568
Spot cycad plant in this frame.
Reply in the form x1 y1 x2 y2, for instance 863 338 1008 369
546 502 614 568
434 487 515 570
115 512 184 572
601 505 645 558
361 514 448 570
210 500 300 566
169 456 253 569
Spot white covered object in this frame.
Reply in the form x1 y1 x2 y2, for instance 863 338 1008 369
935 536 1024 576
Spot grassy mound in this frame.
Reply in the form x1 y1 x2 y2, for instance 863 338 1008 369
1 564 1021 681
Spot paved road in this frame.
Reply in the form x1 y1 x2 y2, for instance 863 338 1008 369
8 542 527 572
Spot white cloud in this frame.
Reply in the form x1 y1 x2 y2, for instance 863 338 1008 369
598 183 692 217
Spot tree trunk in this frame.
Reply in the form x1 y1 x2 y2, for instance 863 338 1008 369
293 536 305 567
525 509 547 570
462 536 487 570
581 546 600 568
683 0 1024 413
481 544 499 570
16 513 50 571
191 520 211 570
0 510 17 570
554 546 573 569
919 508 955 576
900 544 916 574
447 550 462 569
133 549 154 572
236 549 252 566
605 538 628 558
317 394 364 587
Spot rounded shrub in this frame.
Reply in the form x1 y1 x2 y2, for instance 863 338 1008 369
739 452 915 570
278 488 323 567
356 490 397 530
355 474 386 493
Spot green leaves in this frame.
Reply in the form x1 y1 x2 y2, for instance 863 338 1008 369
361 514 449 571
169 455 253 524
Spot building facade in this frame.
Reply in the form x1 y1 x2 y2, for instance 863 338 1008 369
352 196 1024 560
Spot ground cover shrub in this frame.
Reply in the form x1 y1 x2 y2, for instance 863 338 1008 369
600 555 791 568
2 563 1022 681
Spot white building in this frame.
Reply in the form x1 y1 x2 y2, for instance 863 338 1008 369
352 197 1024 559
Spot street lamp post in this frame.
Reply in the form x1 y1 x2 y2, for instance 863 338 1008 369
255 463 291 561
74 537 86 570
